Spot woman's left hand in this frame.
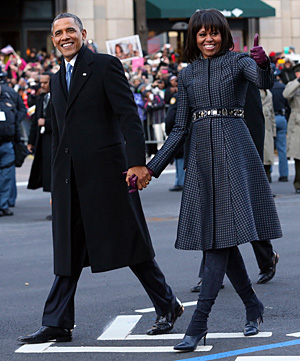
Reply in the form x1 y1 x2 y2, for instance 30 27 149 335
250 34 268 68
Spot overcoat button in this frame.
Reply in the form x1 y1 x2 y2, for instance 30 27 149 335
65 178 69 184
65 148 69 154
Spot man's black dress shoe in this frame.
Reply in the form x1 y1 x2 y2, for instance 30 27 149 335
174 330 208 352
17 326 72 343
257 251 279 284
146 298 184 335
0 208 14 216
244 316 263 336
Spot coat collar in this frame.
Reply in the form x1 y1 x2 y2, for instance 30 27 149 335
59 45 94 113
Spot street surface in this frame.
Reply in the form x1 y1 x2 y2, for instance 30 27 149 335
1 156 300 361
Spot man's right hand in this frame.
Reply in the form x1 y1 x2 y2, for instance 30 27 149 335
27 144 34 153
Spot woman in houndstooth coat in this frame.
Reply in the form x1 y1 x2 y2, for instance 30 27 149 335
147 9 282 352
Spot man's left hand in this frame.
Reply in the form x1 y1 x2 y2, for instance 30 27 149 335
38 118 45 126
126 166 152 190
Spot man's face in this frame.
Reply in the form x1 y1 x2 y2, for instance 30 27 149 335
51 17 86 62
40 75 50 93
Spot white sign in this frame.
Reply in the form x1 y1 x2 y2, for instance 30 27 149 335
106 35 143 62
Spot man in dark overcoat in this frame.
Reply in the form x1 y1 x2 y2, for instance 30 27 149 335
27 72 52 193
17 13 183 344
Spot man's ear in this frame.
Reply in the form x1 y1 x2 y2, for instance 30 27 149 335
51 36 56 48
82 29 87 42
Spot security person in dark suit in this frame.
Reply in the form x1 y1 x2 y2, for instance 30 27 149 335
27 72 52 204
0 85 21 216
0 73 27 208
17 13 183 344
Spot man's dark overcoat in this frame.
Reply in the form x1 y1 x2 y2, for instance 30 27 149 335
27 93 52 191
50 45 154 276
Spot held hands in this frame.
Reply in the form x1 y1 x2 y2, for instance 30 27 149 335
124 166 152 193
250 34 268 69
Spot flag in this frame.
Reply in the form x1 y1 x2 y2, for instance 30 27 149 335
27 105 36 117
1 45 15 55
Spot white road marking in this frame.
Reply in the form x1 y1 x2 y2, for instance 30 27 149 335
287 333 300 337
236 357 300 360
125 332 272 340
97 315 142 340
15 342 53 353
16 345 212 353
135 300 197 313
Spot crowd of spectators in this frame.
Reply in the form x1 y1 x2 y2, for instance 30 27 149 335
0 42 299 163
0 47 61 139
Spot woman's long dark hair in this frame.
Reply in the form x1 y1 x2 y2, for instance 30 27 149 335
185 9 234 63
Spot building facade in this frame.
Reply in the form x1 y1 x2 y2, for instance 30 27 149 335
0 0 299 58
260 0 300 54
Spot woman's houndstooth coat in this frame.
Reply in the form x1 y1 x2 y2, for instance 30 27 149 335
148 51 282 251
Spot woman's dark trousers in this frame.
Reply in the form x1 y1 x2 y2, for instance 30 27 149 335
186 246 263 336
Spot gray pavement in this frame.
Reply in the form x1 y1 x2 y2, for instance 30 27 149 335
1 156 300 361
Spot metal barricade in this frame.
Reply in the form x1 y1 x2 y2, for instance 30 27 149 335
144 104 169 150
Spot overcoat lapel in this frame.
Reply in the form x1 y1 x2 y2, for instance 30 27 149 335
66 46 94 114
59 62 68 101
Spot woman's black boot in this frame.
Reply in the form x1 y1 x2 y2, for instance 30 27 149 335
174 330 208 352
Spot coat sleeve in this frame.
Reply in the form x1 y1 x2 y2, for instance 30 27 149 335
14 91 27 124
237 53 274 90
103 56 146 168
282 78 300 100
28 110 38 145
147 69 190 176
28 98 41 145
50 99 59 168
44 102 52 134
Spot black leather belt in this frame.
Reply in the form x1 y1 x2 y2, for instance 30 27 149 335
192 108 244 122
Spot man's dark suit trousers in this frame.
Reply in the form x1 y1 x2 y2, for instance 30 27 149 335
42 166 174 329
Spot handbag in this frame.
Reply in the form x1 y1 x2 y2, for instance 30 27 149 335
14 141 28 167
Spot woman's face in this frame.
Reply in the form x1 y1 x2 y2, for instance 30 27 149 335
196 26 222 59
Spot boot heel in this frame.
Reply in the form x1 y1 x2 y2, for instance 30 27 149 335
174 330 208 352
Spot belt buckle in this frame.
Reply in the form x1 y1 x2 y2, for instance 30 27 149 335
222 109 228 116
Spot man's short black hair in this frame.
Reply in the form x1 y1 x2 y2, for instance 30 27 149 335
51 13 83 33
41 71 53 79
